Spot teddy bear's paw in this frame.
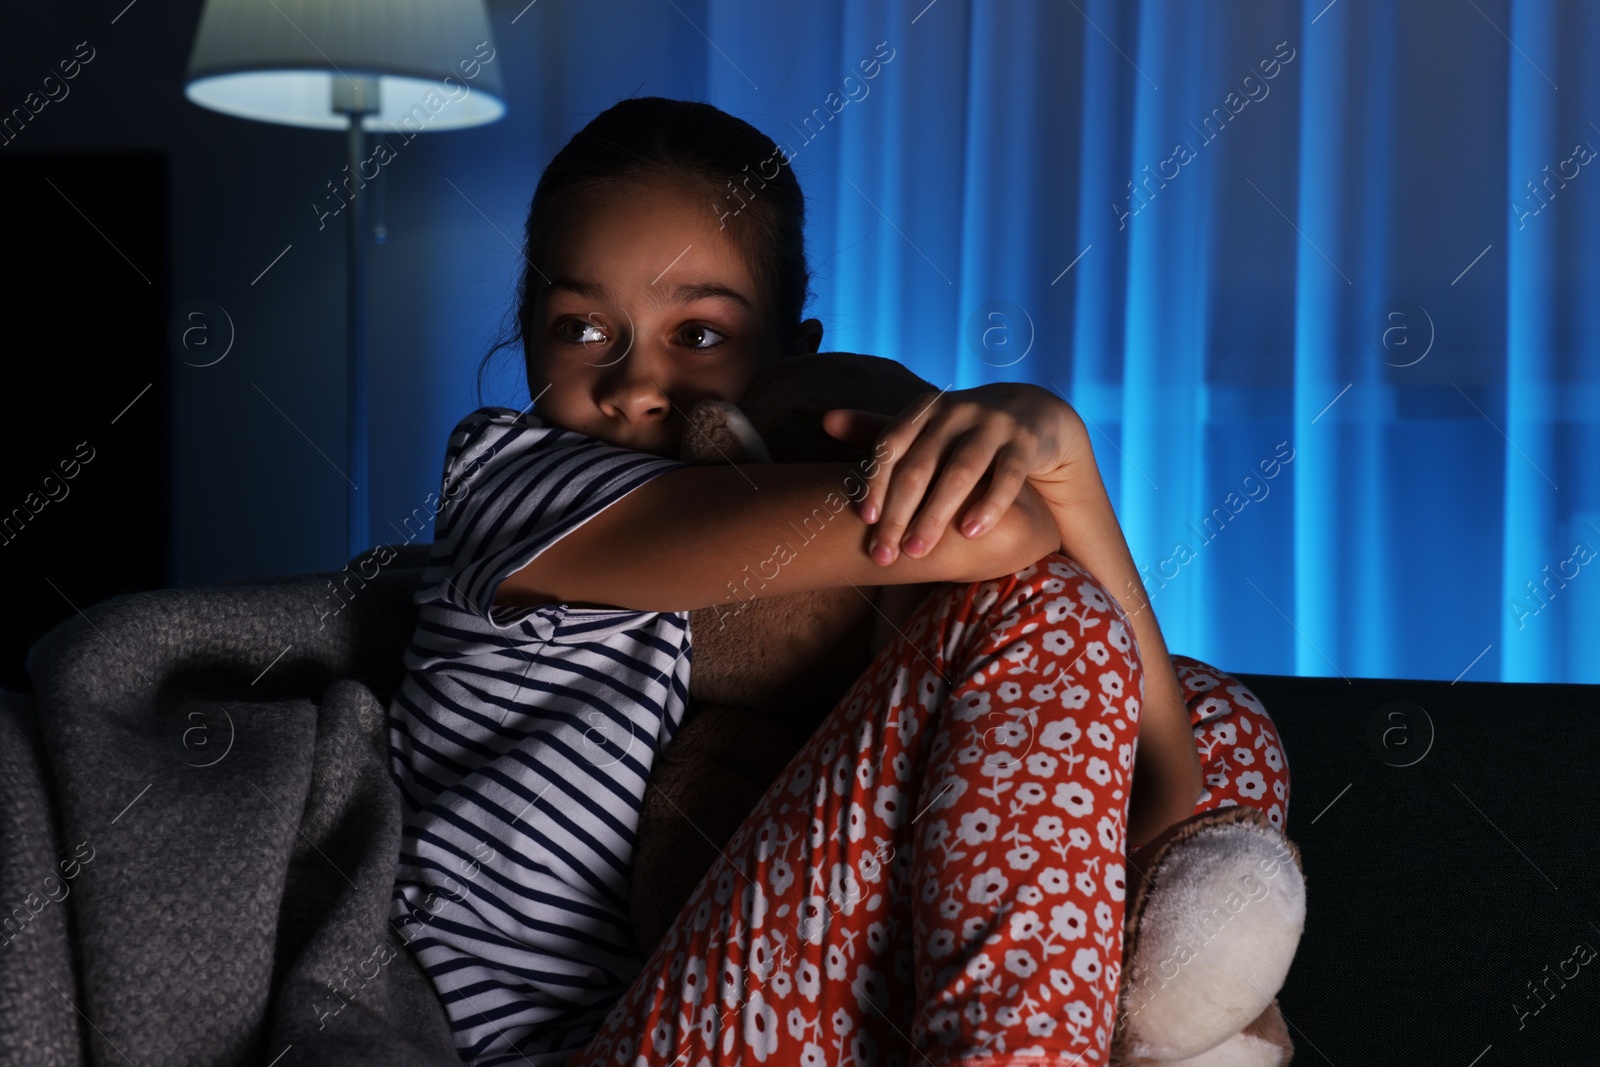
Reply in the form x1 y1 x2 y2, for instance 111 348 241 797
1115 812 1305 1062
681 398 771 464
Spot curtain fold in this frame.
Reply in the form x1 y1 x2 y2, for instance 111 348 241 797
457 0 1595 682
759 0 1597 683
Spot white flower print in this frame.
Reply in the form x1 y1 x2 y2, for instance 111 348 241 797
1071 946 1102 983
1099 671 1123 698
1097 814 1120 852
831 1006 853 1035
1052 781 1094 818
989 720 1029 749
1039 717 1081 750
786 1006 807 1040
1075 866 1098 897
1104 863 1126 903
742 992 778 1061
1026 752 1059 778
1042 629 1074 655
957 808 1000 845
1029 682 1058 703
1009 909 1043 939
853 963 890 1016
1264 745 1283 771
925 1008 960 1040
1233 746 1256 766
1078 581 1110 612
1017 884 1044 905
1038 867 1070 894
995 1005 1022 1026
1049 900 1088 940
846 804 867 843
1026 1012 1055 1036
1048 968 1075 995
999 680 1024 702
1195 696 1231 722
681 957 707 1004
800 1042 825 1067
965 952 996 982
1064 999 1094 1029
770 857 795 896
1067 826 1091 850
928 928 956 958
1087 721 1115 750
962 915 988 943
1005 948 1039 978
1044 595 1075 624
824 943 850 980
1227 683 1265 713
1004 844 1043 870
1013 782 1046 806
796 957 821 1001
967 867 1009 906
953 689 992 722
1083 639 1109 665
955 741 986 765
1033 814 1064 840
1060 684 1091 710
1107 619 1131 652
1085 756 1111 786
1237 770 1267 800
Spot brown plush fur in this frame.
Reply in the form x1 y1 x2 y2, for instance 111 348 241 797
627 353 1305 1067
629 353 938 956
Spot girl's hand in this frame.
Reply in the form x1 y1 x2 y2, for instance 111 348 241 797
821 382 1083 566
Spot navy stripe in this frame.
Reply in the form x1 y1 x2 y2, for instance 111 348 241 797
387 406 693 1066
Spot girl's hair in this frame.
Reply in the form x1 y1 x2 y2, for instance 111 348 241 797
474 96 814 407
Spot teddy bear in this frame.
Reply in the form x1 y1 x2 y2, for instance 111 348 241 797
630 352 1307 1065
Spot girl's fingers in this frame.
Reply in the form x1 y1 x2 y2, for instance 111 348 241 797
939 443 1033 554
898 433 1017 559
857 391 940 537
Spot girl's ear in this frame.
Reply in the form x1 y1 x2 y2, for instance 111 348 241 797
792 318 824 355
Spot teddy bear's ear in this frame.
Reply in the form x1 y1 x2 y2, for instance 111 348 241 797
737 352 939 464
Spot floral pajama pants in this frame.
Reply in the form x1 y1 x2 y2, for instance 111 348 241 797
568 550 1291 1067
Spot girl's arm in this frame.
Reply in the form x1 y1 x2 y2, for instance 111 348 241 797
836 383 1202 852
494 460 1063 614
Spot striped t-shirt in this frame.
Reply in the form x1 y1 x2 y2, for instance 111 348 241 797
386 405 693 1066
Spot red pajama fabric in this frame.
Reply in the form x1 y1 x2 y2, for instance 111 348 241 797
569 550 1290 1067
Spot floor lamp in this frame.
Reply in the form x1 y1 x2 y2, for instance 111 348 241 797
183 0 506 561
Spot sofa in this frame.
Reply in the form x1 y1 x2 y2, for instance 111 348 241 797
2 544 1594 1065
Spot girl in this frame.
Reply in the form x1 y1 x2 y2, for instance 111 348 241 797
385 97 1290 1067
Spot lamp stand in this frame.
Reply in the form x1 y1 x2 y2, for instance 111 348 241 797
334 77 378 562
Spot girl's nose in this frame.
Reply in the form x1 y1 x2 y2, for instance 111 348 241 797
599 342 674 422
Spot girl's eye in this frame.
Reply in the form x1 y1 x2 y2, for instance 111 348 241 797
680 324 728 350
554 318 606 346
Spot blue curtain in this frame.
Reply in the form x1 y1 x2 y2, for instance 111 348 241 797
449 0 1598 683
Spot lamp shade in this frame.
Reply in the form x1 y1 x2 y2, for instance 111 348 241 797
184 0 506 131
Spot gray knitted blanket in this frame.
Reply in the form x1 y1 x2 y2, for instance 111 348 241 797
3 546 462 1066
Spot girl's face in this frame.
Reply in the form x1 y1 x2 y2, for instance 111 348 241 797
526 179 823 459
